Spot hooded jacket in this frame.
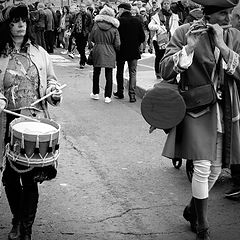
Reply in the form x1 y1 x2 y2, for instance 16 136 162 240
89 14 120 68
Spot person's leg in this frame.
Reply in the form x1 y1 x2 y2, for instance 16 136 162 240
153 40 164 79
115 60 125 98
20 173 39 240
2 161 22 240
78 34 88 66
104 68 113 98
92 67 101 95
192 160 211 239
225 164 240 198
127 59 137 102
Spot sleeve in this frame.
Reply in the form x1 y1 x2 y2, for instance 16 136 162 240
159 24 189 80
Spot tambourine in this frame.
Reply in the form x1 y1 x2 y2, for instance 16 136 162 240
141 81 186 130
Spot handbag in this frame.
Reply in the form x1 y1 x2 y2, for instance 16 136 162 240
86 50 93 65
156 32 170 49
179 84 217 112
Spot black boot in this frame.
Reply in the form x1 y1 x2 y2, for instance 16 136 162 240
194 197 210 240
20 184 39 240
183 197 197 233
8 218 21 240
129 94 136 103
4 184 22 240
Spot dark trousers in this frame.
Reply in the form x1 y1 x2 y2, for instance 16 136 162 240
153 40 166 77
44 30 54 53
93 67 113 98
3 161 39 235
231 164 240 186
75 32 88 65
35 29 46 50
116 59 137 96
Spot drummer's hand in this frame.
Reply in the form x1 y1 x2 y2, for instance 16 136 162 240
51 86 62 101
0 99 6 113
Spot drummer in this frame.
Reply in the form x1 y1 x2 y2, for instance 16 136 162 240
0 3 62 240
159 0 240 239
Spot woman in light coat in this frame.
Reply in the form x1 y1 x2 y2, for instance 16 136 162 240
148 0 179 79
0 4 62 240
89 5 120 103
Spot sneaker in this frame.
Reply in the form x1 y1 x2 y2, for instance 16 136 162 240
68 53 75 59
113 92 124 99
61 50 68 54
225 185 240 198
104 97 111 103
90 93 99 100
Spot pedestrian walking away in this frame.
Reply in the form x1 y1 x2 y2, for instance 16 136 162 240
0 3 63 240
115 2 145 103
89 5 120 103
159 0 240 239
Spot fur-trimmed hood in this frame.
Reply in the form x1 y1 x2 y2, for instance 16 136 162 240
94 14 120 29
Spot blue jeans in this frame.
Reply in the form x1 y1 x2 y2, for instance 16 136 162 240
116 59 137 96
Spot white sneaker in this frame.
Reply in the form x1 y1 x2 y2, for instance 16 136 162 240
61 50 68 54
104 97 111 103
90 93 99 100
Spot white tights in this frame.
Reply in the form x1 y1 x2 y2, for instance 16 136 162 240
192 133 222 199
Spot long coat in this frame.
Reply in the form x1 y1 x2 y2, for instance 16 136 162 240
89 14 120 68
0 44 61 167
160 23 240 168
117 11 145 61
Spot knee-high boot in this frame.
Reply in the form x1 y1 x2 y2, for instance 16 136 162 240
20 184 39 240
194 197 210 240
5 185 22 240
183 197 197 233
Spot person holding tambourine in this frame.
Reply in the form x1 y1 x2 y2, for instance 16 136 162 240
0 3 62 240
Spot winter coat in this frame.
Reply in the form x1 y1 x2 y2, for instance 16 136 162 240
160 23 240 168
89 15 120 68
0 43 61 167
148 10 179 42
117 11 145 61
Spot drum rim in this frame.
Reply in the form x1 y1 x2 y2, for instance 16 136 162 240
9 118 60 141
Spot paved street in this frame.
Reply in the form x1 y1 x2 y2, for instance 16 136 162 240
0 50 240 240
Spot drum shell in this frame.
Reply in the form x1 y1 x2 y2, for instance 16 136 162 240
8 118 60 166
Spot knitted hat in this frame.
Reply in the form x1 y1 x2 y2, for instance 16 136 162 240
99 5 115 17
118 3 132 11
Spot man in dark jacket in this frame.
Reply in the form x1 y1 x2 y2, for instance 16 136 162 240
72 2 93 69
114 3 145 102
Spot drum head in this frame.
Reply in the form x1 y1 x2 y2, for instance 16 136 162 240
141 82 186 129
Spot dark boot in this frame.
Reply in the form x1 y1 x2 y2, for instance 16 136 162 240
194 197 210 240
183 197 197 233
8 219 21 240
129 94 136 103
20 184 39 240
5 185 22 240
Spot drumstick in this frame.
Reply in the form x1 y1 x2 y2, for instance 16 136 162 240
190 24 232 34
30 84 67 107
3 109 40 122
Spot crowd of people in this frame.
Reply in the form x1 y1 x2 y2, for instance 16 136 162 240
0 0 240 240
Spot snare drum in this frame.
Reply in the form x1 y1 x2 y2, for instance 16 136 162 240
6 118 60 167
